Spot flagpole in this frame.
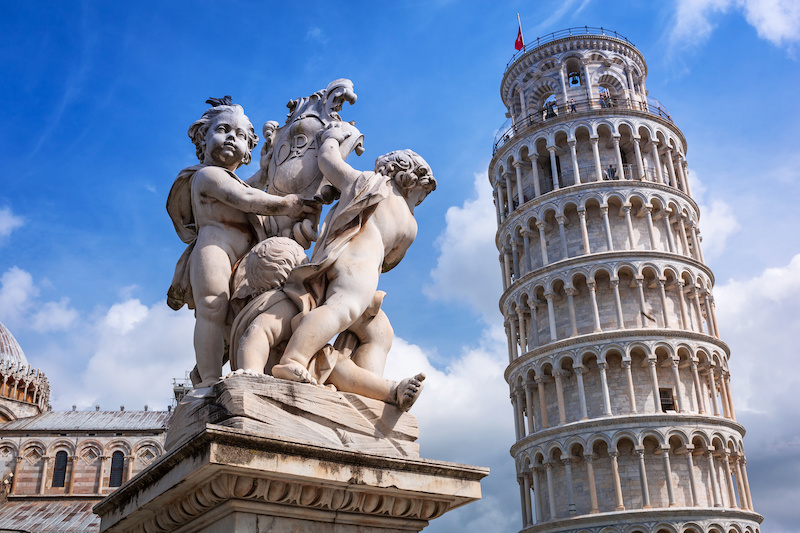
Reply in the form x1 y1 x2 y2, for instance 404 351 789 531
517 13 524 43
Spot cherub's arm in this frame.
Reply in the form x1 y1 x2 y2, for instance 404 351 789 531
318 125 361 192
195 166 310 218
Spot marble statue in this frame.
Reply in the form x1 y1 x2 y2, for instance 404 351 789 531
167 83 433 410
166 97 316 388
227 236 424 410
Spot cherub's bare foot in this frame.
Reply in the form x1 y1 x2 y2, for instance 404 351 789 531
272 360 318 385
393 373 425 411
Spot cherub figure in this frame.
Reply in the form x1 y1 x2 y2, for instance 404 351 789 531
166 97 314 387
272 123 436 386
229 237 424 411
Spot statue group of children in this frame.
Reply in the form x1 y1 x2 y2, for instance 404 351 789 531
166 94 435 411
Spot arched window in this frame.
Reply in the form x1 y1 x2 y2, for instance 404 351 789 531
109 451 124 488
52 450 68 488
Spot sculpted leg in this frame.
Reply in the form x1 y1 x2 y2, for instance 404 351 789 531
236 306 294 374
348 306 393 376
190 246 234 387
327 357 425 412
274 261 380 382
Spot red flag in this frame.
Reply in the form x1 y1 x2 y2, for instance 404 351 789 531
515 16 524 50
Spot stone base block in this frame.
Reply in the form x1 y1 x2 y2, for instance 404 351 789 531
94 377 488 532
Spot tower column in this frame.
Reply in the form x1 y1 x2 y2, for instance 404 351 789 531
544 292 557 342
521 229 532 272
610 451 625 511
636 448 651 508
578 208 591 254
513 161 525 206
612 135 625 179
658 278 672 328
536 376 549 429
622 204 636 250
677 216 691 258
537 221 549 266
493 187 502 226
663 210 677 252
510 393 521 440
661 445 677 506
684 446 699 507
531 159 542 197
548 147 560 190
741 457 754 510
623 359 637 413
644 205 657 250
510 240 520 280
553 370 567 425
544 462 557 519
704 292 717 337
601 205 614 250
635 277 649 328
562 457 577 516
649 140 663 183
587 280 602 332
733 456 748 510
705 365 720 416
528 300 540 348
648 357 661 412
598 361 613 416
665 147 678 187
677 280 690 330
516 306 528 354
707 449 723 507
568 140 581 184
632 136 645 179
584 453 600 513
504 172 515 213
556 215 569 259
531 466 543 523
690 359 706 414
574 366 589 420
723 451 738 508
508 315 519 362
611 278 625 328
518 474 530 527
590 136 603 181
524 380 536 433
565 286 579 337
670 358 684 412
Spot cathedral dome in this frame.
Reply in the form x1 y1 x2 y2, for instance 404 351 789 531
0 322 29 368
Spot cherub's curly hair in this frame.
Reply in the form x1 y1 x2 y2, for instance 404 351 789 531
374 150 436 202
188 97 259 165
245 237 308 292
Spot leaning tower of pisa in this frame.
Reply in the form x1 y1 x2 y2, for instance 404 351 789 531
489 27 762 533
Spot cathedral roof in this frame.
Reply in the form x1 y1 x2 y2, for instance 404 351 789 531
0 409 171 432
0 500 99 532
0 322 28 368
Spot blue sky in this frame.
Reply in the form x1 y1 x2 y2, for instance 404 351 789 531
1 1 799 531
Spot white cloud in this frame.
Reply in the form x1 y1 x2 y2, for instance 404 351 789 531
383 329 520 533
425 171 503 324
31 298 79 332
64 300 195 410
668 0 800 53
714 253 800 529
0 267 39 326
688 170 741 259
0 267 79 333
0 207 24 240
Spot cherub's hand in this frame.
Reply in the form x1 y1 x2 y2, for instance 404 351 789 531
283 194 321 219
321 122 351 144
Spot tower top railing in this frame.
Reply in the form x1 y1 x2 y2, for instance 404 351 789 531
493 95 673 154
506 26 634 69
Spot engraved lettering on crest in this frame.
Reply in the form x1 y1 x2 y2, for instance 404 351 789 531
274 132 318 167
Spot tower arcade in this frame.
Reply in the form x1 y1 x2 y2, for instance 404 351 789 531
489 27 762 533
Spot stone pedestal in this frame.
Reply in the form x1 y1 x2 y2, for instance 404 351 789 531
94 376 488 532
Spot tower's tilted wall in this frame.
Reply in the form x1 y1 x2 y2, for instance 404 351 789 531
489 27 762 533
